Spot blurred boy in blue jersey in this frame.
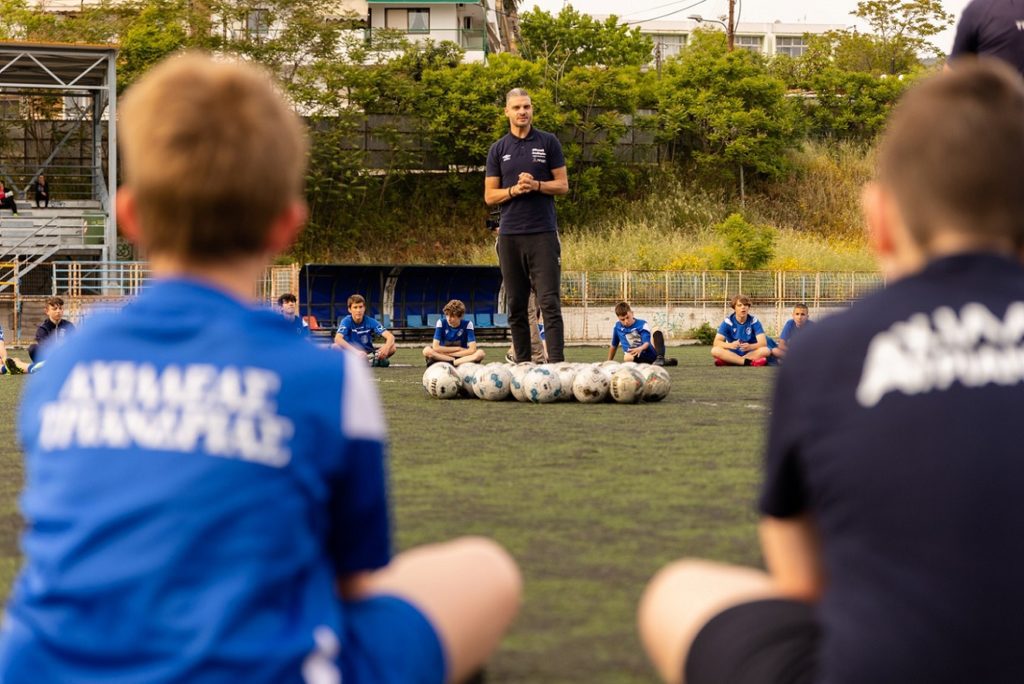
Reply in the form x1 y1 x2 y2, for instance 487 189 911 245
771 303 813 361
608 301 677 366
640 61 1024 684
0 324 33 375
423 299 486 367
27 296 75 363
0 53 521 684
277 292 310 337
333 293 397 367
711 294 773 366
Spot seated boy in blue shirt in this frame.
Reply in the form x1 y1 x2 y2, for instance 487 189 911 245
771 303 813 361
277 292 310 337
333 293 397 367
711 294 774 366
608 301 677 366
423 298 486 366
0 53 521 684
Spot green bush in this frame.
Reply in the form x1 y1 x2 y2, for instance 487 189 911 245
687 322 717 345
712 212 776 270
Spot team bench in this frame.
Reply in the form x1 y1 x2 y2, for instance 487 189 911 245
307 313 511 346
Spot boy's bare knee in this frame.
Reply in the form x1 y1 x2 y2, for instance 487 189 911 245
450 536 523 601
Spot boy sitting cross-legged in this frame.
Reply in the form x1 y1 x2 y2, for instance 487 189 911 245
608 301 677 366
423 299 486 367
711 294 774 367
333 293 397 367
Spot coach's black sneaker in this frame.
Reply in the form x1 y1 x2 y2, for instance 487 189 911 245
6 358 24 375
662 357 678 366
504 350 515 364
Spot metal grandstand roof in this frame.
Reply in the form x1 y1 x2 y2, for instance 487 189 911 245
0 41 117 93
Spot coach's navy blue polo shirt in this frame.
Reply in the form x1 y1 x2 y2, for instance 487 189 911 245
762 252 1024 683
486 127 565 235
950 0 1024 74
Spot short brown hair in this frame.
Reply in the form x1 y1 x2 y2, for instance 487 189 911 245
614 301 632 317
793 303 808 313
878 59 1024 249
45 296 64 308
443 299 466 317
277 293 297 305
119 53 308 263
730 294 751 309
347 294 366 308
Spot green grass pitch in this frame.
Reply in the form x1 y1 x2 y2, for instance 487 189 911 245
0 345 776 683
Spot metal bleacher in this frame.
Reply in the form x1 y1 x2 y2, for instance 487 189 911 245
0 203 105 293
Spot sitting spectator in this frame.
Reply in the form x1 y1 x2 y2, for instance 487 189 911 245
711 295 774 367
423 299 486 367
277 292 309 337
0 180 18 216
771 303 813 361
28 296 75 362
333 293 397 367
608 301 677 366
31 174 50 209
0 323 36 375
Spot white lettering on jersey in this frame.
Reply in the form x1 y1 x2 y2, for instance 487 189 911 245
1017 20 1024 31
502 154 512 162
856 302 1024 407
40 362 294 467
531 148 547 163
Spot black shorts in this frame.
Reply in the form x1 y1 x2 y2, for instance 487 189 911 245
685 599 820 684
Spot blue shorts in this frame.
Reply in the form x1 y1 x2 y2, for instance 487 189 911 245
341 594 446 684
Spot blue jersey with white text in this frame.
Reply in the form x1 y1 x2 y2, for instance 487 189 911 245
779 317 813 342
718 313 765 344
336 314 386 353
610 318 655 361
433 318 476 348
285 313 310 337
0 279 391 683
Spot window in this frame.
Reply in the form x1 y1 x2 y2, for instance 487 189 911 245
775 35 807 58
650 33 687 60
385 7 429 33
734 34 763 54
246 8 270 41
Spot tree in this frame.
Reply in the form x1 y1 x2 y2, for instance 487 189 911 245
658 31 801 182
851 0 953 74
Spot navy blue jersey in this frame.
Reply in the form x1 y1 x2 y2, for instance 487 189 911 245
336 314 386 353
950 0 1024 74
717 313 765 344
778 318 813 342
485 128 566 235
761 253 1024 683
0 279 391 683
34 318 75 349
433 318 476 348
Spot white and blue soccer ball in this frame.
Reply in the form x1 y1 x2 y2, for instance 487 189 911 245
640 365 671 402
456 362 481 398
522 365 563 403
572 365 611 403
556 364 577 401
473 363 513 401
509 363 534 402
609 366 645 404
423 363 462 399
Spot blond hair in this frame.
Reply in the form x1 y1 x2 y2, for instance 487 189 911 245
119 52 308 262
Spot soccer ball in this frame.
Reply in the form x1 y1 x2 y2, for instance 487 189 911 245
422 363 462 399
456 363 481 398
600 361 621 376
609 366 645 404
473 363 513 401
641 366 671 402
509 363 534 402
572 365 610 403
522 365 563 403
556 365 577 401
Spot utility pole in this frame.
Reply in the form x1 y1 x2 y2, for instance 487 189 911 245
727 0 735 52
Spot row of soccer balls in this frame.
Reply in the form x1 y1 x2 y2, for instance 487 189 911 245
422 360 672 403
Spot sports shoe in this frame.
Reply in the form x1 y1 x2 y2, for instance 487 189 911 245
6 357 24 375
663 358 678 366
0 364 6 375
374 357 390 368
750 357 769 367
504 351 515 364
714 358 728 367
654 358 664 367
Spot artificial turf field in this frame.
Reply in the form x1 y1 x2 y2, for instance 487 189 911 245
0 345 776 683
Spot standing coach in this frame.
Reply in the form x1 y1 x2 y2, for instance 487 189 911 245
485 88 569 363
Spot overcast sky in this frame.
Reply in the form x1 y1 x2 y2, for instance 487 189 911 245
524 0 973 55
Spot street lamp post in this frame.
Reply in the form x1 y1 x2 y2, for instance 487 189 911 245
687 0 735 51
